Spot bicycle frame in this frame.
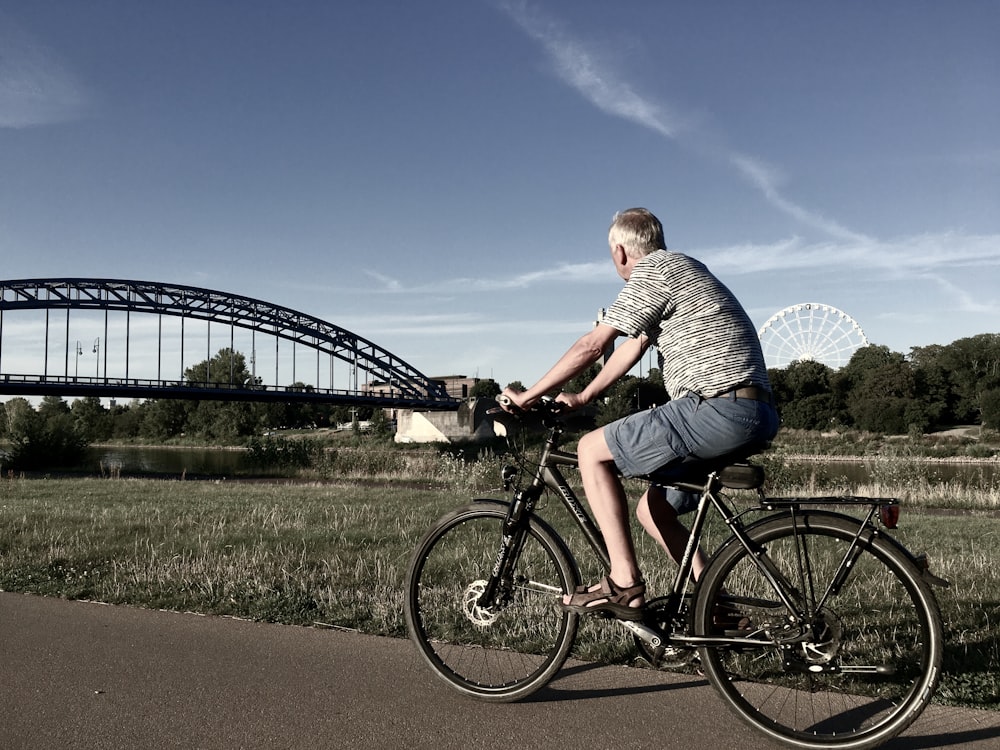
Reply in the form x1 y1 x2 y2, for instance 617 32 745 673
482 413 915 653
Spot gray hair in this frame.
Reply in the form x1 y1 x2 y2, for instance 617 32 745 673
608 207 666 258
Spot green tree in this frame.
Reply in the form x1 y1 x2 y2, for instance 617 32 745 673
469 379 501 399
185 347 252 386
110 400 143 440
908 345 954 429
38 395 71 419
279 383 333 429
184 400 258 441
781 394 838 431
836 347 922 434
3 398 34 440
931 334 1000 424
769 360 841 429
137 399 189 440
181 349 261 440
71 396 112 442
564 362 602 397
596 375 640 425
4 396 88 469
594 371 669 426
981 389 1000 430
369 408 393 441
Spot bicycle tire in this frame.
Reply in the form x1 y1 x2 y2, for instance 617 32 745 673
404 501 580 702
693 511 943 750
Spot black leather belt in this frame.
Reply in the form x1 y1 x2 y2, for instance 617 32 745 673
711 386 774 406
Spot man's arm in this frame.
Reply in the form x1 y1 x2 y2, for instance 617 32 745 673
503 323 620 409
558 334 650 409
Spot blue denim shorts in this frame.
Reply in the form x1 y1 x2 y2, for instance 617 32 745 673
604 392 779 514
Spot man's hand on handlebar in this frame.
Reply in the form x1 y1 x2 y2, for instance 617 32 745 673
498 387 531 413
554 392 587 411
497 387 585 415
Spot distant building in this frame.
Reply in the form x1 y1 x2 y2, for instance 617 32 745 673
363 375 497 443
362 375 485 401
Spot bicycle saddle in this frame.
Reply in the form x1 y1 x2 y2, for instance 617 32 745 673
643 447 767 490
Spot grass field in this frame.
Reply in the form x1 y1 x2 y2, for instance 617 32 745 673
0 468 997 710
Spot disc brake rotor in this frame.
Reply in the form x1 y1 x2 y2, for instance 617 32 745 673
463 580 499 628
800 608 843 663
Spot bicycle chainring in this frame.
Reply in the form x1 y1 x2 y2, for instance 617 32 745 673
634 596 698 669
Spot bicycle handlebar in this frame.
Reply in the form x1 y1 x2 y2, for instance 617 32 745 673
493 394 564 416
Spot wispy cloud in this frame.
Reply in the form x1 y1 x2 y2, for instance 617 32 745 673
0 12 93 128
499 2 876 244
364 270 403 292
699 231 1000 276
330 311 585 338
498 0 1000 327
351 230 1000 297
502 2 686 140
729 154 873 244
357 260 609 295
501 1 683 139
924 273 1000 315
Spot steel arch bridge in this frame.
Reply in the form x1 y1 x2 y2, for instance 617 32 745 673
0 278 459 410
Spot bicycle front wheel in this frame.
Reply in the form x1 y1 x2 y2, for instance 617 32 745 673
404 502 579 702
694 511 943 750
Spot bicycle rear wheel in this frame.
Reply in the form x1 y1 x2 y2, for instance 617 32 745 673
404 502 579 702
694 511 943 750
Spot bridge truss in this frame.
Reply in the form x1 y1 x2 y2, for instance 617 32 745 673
0 278 459 410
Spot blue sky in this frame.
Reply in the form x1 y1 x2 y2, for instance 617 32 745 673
2 1 998 391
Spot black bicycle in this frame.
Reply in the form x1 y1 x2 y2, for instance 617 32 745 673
404 398 947 749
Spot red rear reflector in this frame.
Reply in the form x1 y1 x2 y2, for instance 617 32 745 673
879 504 900 529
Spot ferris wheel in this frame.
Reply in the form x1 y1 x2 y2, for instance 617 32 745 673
757 303 869 369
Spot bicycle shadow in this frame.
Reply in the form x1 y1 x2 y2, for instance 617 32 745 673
526 661 709 703
529 662 1000 749
887 628 1000 748
884 706 1000 749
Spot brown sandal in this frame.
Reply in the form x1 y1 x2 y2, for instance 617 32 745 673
562 576 646 621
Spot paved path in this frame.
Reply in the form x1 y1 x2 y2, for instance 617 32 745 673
2 592 998 750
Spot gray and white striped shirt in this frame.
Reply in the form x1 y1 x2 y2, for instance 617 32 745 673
602 250 769 401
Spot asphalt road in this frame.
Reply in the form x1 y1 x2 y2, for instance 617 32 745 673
2 592 998 750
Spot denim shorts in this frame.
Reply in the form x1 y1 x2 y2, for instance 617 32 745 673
604 392 779 514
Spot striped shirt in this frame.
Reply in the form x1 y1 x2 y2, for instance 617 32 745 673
601 250 770 401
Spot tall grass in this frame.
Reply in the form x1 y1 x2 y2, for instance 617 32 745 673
0 453 997 710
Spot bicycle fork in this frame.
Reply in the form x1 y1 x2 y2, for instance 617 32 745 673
476 488 536 610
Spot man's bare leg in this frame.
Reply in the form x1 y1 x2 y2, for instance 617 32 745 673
636 485 708 581
566 428 644 605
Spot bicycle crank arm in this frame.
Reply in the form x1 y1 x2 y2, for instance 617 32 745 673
616 619 664 649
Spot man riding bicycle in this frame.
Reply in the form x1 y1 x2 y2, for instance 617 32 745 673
500 207 779 621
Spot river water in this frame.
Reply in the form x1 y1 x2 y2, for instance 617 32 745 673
87 445 248 476
76 445 999 487
781 457 998 488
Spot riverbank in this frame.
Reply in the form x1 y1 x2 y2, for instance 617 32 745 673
783 453 1000 464
0 475 995 710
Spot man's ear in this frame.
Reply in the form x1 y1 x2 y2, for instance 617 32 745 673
611 244 628 265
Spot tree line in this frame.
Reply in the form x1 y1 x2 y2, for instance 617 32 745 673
2 334 999 469
513 333 1000 436
770 334 1000 434
0 348 390 469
